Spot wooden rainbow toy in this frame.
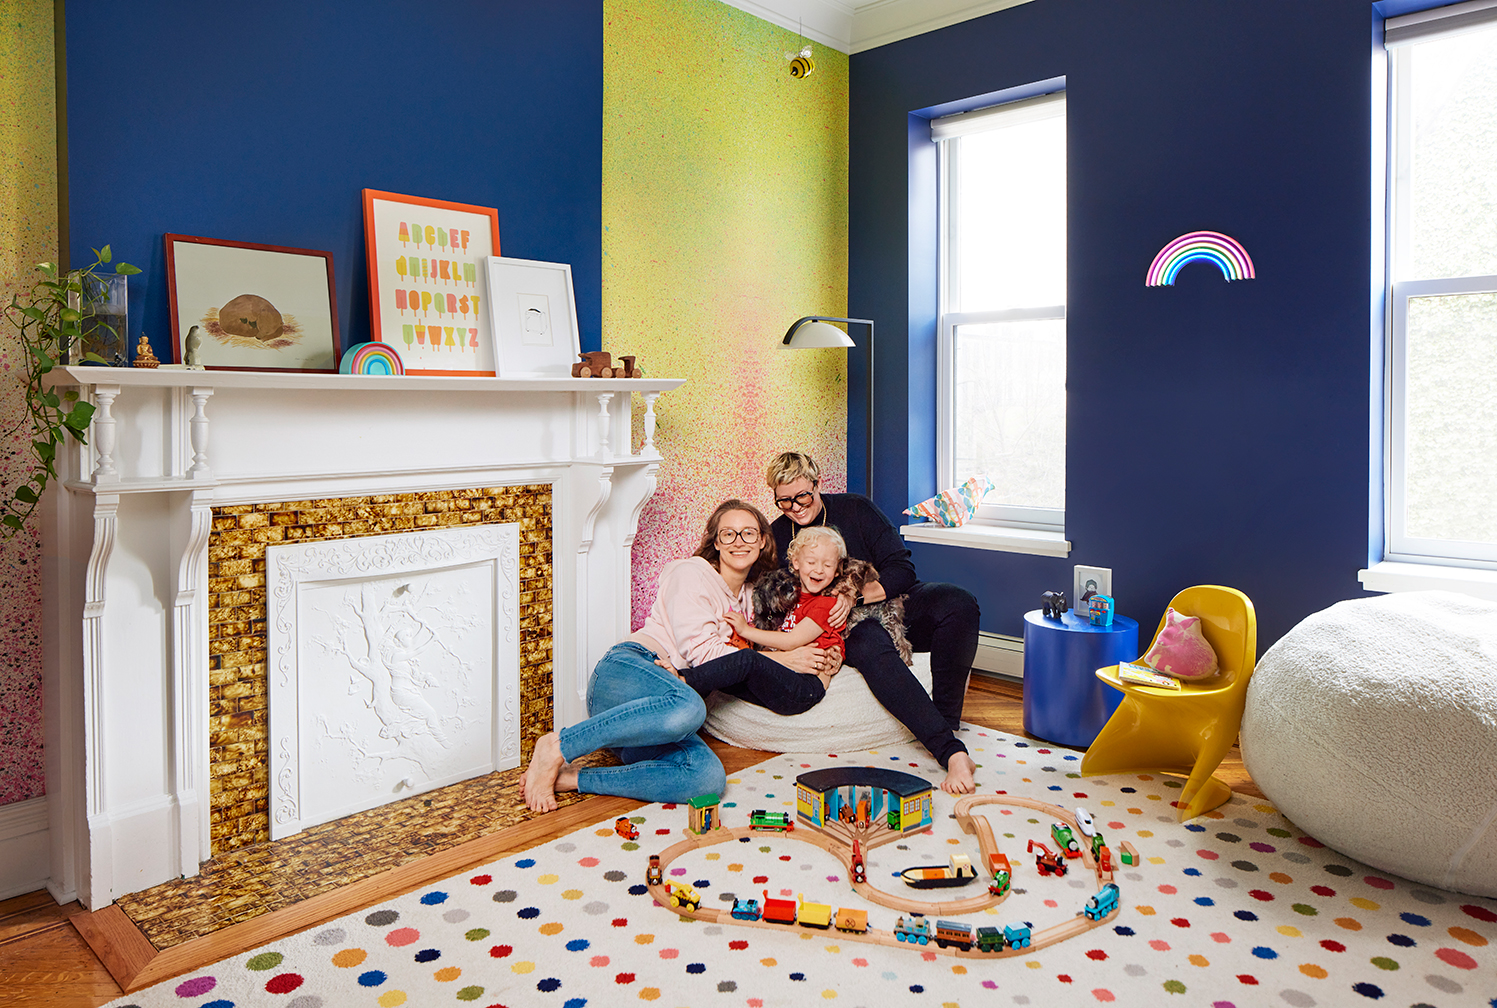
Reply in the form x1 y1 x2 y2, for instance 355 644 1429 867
339 341 405 375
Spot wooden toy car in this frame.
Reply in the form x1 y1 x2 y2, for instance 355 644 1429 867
761 890 797 924
615 816 640 840
1051 821 1082 857
797 894 833 929
730 897 762 921
571 351 643 378
749 810 794 832
894 914 932 944
646 854 662 886
935 919 976 951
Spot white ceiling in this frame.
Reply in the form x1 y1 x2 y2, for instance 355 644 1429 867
717 0 1037 54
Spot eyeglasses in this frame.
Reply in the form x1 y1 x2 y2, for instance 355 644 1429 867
774 490 816 511
716 527 761 545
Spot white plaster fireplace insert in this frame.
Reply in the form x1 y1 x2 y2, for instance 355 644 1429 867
42 368 681 909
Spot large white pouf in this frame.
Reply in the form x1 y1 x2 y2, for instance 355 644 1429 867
703 652 932 752
1241 591 1497 896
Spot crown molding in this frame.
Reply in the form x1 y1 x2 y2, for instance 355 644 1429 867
715 0 1038 54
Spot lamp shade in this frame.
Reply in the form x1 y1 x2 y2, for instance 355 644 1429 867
782 319 856 348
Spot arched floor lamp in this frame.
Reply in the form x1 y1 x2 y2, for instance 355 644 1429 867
781 316 874 496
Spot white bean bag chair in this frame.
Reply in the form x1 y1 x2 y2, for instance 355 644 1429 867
1240 590 1497 896
703 652 932 752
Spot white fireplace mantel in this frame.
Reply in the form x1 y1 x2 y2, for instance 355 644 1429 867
41 367 682 909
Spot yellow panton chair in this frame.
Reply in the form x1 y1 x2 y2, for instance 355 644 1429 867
1080 585 1257 821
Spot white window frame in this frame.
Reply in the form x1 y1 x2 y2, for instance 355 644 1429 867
933 90 1067 537
1362 3 1497 599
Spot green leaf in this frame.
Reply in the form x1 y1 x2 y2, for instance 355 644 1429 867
81 352 108 364
2 516 22 530
115 263 142 275
19 305 46 321
14 486 38 504
59 307 81 323
33 441 55 463
64 402 96 429
97 245 112 264
40 392 60 409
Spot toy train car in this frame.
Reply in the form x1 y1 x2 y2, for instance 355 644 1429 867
834 908 868 933
1051 821 1081 857
666 881 700 912
646 854 662 886
1003 921 1033 949
1091 830 1108 859
762 890 797 925
934 919 975 951
1028 838 1067 876
988 851 1012 895
851 839 866 884
749 810 795 832
616 816 640 840
894 914 932 944
797 894 833 929
731 897 762 921
976 926 1005 953
1084 883 1120 921
1075 806 1096 837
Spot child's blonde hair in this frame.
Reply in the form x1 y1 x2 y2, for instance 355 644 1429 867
786 526 847 566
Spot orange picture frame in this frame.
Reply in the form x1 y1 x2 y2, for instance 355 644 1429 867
361 189 501 376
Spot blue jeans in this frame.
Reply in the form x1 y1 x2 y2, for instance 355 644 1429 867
559 642 726 803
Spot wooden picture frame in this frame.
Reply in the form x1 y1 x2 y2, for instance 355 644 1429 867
484 256 581 378
362 189 501 376
164 234 341 372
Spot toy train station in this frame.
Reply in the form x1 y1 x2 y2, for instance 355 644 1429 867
795 768 933 834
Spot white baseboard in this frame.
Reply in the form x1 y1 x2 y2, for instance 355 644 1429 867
972 631 1023 680
0 796 51 901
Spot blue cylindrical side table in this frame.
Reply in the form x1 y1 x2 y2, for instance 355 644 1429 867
1022 609 1139 749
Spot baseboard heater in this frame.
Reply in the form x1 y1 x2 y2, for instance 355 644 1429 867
972 631 1023 680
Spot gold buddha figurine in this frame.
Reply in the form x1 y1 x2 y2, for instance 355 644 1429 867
133 333 160 369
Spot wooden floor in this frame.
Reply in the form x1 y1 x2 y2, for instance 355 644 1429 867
0 675 1262 1007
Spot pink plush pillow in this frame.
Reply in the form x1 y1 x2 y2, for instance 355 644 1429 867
903 475 994 527
1141 608 1219 679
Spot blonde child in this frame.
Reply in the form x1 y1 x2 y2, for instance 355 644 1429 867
725 526 847 688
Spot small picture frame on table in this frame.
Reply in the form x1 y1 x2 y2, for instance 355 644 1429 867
484 257 581 378
1074 565 1113 609
362 189 501 376
164 234 341 372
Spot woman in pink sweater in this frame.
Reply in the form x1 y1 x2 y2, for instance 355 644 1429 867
522 500 837 811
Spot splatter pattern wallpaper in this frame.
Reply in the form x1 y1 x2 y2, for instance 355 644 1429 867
603 0 850 627
0 0 56 805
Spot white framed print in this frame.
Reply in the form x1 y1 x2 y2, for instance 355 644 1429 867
484 256 581 378
1074 565 1113 607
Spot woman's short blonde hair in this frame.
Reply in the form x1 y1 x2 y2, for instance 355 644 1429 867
765 451 820 490
786 526 846 565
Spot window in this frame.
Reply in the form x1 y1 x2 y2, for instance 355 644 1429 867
1384 7 1497 569
933 91 1066 534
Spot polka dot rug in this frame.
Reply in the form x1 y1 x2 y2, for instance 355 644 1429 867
102 727 1495 1008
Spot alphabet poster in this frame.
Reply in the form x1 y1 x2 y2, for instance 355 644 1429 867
362 189 501 376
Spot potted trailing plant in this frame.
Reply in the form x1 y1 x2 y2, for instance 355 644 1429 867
2 246 140 534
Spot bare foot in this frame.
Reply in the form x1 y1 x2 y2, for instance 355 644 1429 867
522 731 566 812
941 750 977 795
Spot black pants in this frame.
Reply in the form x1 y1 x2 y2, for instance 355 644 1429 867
843 581 980 768
684 647 826 716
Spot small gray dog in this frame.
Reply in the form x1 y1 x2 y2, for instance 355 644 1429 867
751 558 914 666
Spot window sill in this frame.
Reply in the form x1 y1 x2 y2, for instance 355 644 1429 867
1358 561 1497 603
900 522 1071 557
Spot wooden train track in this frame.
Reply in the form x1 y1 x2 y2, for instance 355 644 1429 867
643 792 1127 959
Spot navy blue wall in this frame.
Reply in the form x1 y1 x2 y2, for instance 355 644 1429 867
851 0 1376 648
65 1 603 360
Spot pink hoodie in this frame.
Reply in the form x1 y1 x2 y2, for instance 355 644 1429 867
636 556 751 670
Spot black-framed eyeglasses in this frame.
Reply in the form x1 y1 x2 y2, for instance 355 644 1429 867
716 527 761 545
774 490 816 511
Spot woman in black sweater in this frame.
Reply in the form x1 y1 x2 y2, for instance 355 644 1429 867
765 452 980 794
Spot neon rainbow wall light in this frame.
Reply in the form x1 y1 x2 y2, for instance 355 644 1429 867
1146 231 1256 286
339 341 406 375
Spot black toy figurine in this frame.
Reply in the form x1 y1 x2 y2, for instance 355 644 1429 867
1041 590 1068 620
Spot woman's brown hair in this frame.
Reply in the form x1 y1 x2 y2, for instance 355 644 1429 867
693 499 778 583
